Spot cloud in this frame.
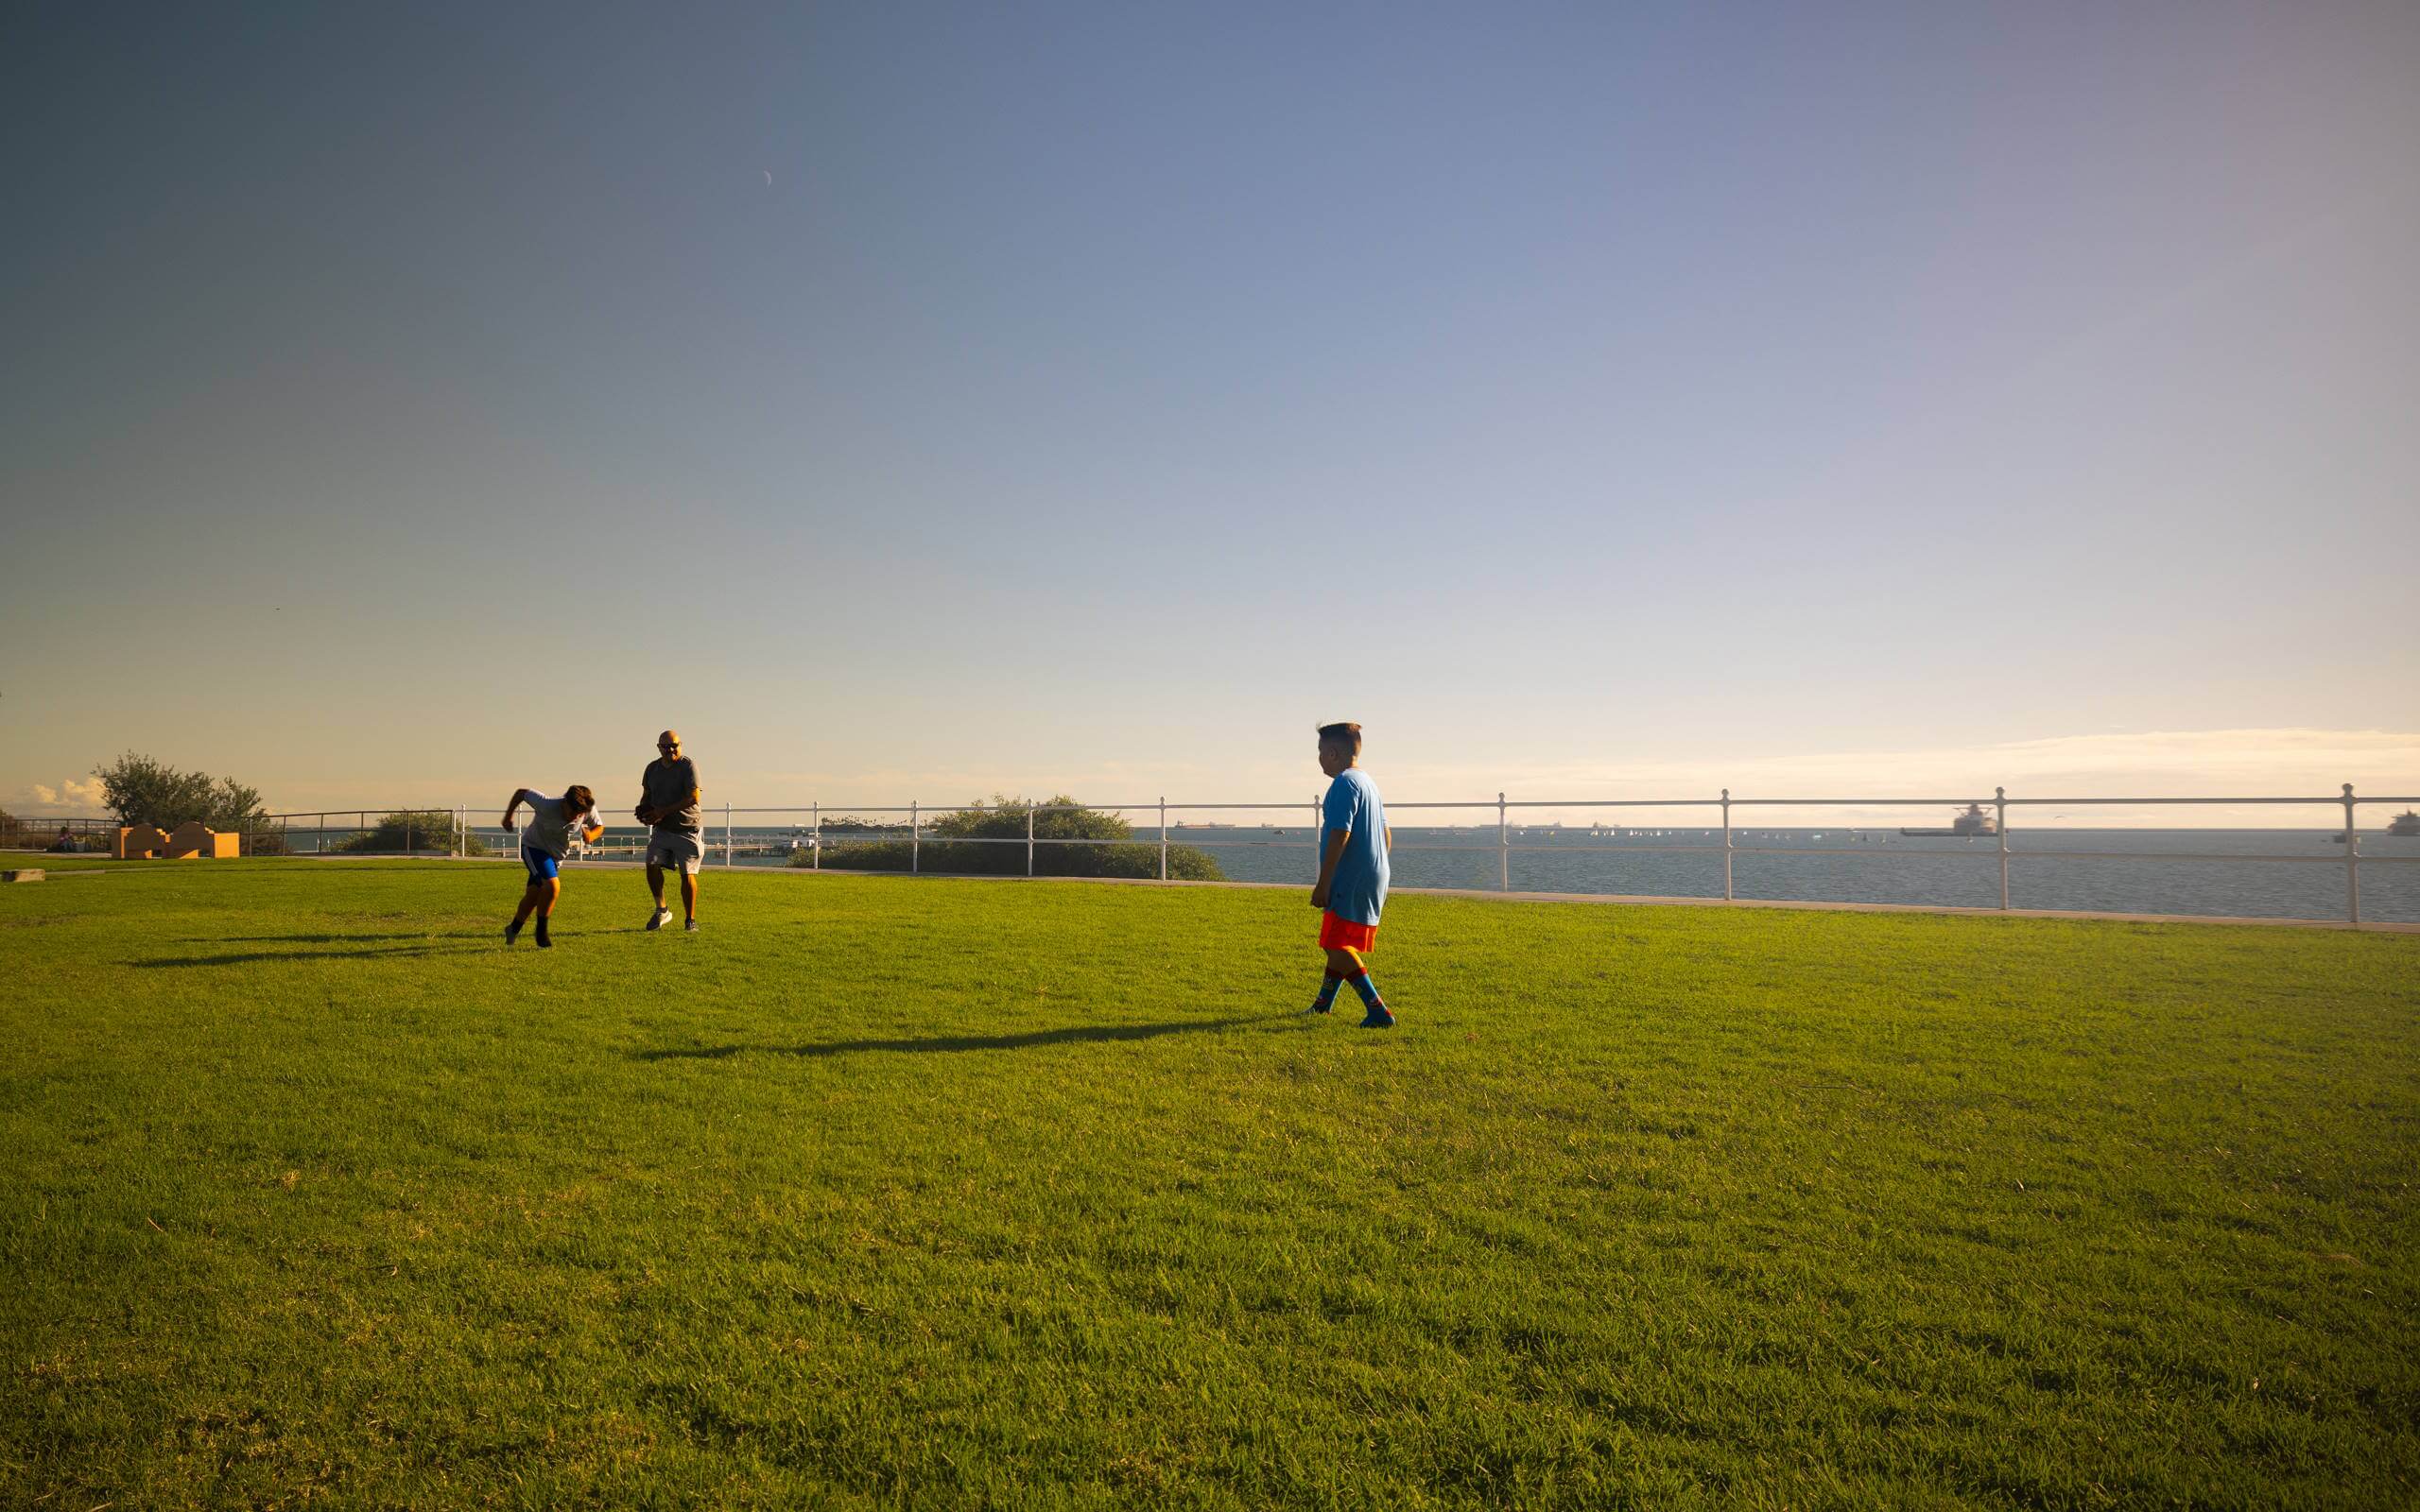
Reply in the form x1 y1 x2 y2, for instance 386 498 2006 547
26 778 109 812
714 730 2420 826
1380 728 2420 826
140 727 2416 830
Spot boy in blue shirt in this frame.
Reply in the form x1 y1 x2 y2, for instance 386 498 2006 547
1307 721 1394 1027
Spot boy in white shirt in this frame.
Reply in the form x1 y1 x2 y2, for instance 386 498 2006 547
501 784 603 948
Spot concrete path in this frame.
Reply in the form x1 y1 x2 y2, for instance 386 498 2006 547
396 852 2420 933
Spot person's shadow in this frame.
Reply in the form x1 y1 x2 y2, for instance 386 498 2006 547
635 1013 1296 1061
134 942 494 969
181 931 447 944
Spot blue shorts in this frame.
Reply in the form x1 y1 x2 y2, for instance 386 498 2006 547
521 845 562 882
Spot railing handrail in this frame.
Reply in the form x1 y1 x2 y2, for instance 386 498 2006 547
20 784 2413 925
240 792 2420 821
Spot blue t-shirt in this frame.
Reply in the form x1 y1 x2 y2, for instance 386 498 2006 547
1321 767 1390 925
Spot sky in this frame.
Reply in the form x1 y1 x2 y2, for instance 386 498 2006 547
3 2 2415 825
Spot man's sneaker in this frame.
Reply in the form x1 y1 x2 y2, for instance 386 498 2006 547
646 907 672 932
503 922 522 946
1304 998 1334 1015
535 928 553 950
683 919 700 934
1357 1006 1396 1029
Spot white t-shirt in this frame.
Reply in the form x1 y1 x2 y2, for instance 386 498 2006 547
515 790 596 857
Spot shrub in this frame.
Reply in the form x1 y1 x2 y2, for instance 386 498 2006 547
795 796 1222 880
337 811 490 856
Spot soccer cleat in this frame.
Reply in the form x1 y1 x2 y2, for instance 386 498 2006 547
503 922 522 946
647 906 671 932
684 919 700 933
1303 1000 1332 1016
1357 1005 1395 1029
534 926 553 950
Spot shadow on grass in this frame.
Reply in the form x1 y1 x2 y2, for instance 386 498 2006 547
134 942 502 968
244 860 475 872
637 1013 1295 1061
182 931 461 945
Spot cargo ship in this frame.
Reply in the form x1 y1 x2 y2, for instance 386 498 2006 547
1900 803 1998 838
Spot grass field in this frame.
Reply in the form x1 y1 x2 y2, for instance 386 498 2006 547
3 859 2415 1509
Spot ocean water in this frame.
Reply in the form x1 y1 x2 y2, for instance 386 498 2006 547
377 820 2420 924
1121 825 2413 921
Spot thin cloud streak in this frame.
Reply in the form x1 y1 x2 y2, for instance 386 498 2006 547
1380 729 2420 827
232 729 2419 830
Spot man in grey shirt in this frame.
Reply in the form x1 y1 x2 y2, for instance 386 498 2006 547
637 729 703 932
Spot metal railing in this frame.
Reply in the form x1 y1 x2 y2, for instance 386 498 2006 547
196 784 2420 925
0 815 120 853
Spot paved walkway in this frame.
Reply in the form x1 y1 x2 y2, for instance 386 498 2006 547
413 852 2420 933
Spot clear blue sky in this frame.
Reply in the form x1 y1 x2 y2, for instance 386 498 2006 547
4 3 2414 816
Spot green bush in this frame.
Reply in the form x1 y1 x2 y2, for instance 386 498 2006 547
795 796 1221 880
337 811 490 856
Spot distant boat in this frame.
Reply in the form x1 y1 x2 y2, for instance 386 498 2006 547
1901 803 1997 838
2390 811 2420 837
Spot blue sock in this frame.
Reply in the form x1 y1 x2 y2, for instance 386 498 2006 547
1346 970 1383 1008
1311 971 1342 1010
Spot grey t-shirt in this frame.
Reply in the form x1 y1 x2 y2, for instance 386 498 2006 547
514 790 594 858
642 757 701 833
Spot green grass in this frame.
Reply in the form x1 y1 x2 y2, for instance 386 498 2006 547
3 860 2415 1509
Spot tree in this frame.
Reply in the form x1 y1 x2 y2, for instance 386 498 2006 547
92 752 286 853
797 795 1222 880
336 811 488 856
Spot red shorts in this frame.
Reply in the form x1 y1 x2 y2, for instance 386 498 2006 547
1319 911 1378 952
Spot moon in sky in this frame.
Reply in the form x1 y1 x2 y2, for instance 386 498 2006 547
762 169 772 186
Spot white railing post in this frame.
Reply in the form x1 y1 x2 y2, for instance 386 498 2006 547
1497 791 1510 891
1026 803 1035 876
1721 788 1733 901
1996 785 2010 910
812 802 821 870
910 800 920 873
1159 797 1168 881
724 801 733 867
2342 782 2360 924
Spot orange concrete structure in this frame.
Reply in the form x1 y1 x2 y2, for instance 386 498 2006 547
164 821 240 859
113 826 171 860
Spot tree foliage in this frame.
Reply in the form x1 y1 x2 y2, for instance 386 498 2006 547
92 752 285 853
797 795 1222 880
